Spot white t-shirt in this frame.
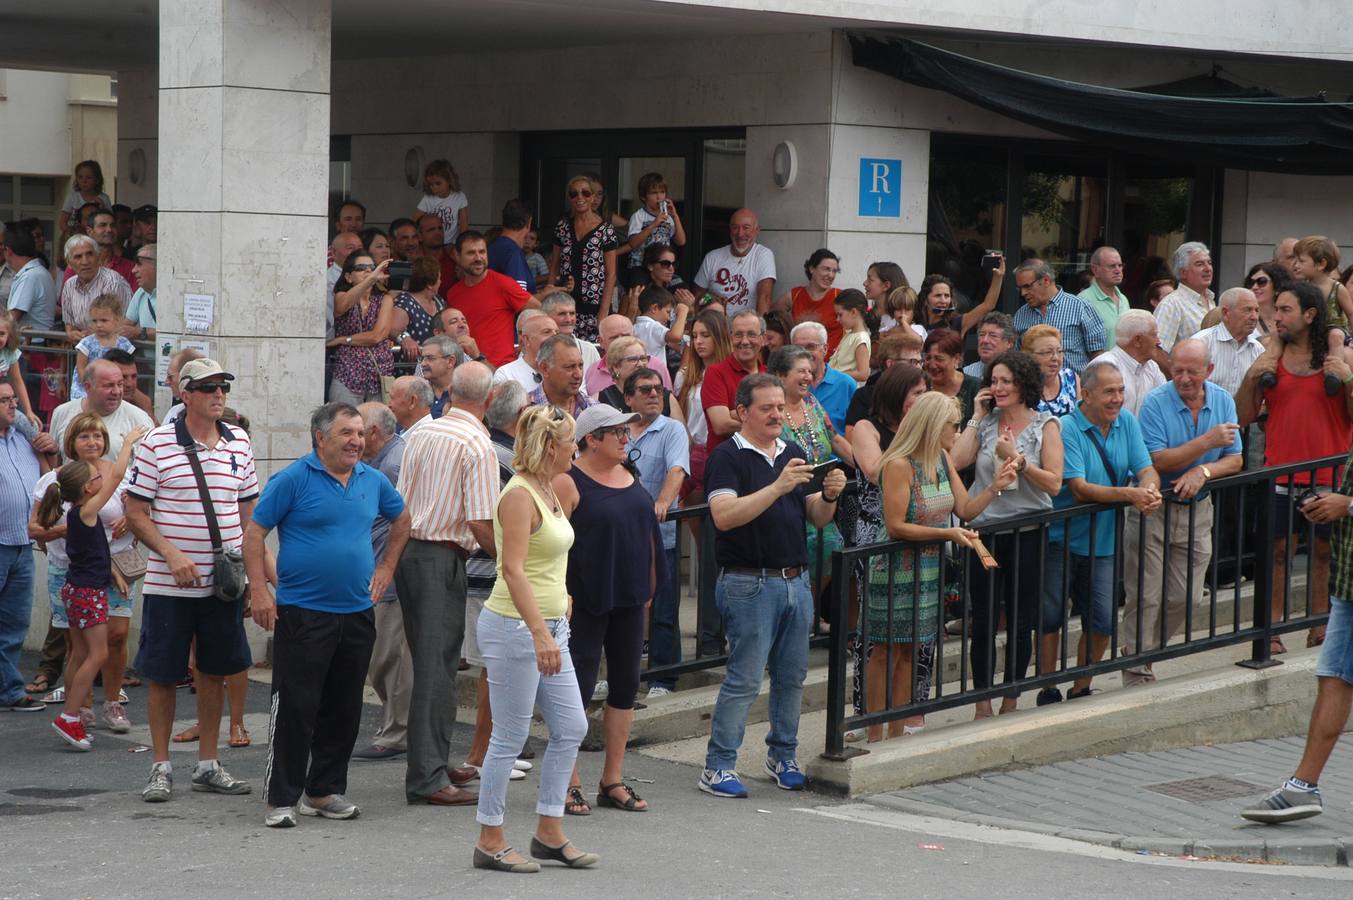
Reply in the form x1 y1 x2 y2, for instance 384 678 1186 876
625 206 676 268
695 244 776 316
634 315 668 359
62 190 112 216
417 191 470 245
491 356 542 391
50 399 156 463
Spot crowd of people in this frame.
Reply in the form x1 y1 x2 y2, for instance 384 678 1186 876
4 159 1353 855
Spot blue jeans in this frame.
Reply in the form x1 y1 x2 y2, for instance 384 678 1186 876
704 570 812 771
648 546 682 690
0 544 35 704
475 609 588 826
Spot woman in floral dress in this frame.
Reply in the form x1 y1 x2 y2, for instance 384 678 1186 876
548 175 618 343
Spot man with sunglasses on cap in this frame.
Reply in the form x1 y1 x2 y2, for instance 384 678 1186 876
125 359 265 804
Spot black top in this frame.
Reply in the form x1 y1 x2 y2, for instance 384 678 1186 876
565 467 667 616
65 505 110 590
704 437 811 569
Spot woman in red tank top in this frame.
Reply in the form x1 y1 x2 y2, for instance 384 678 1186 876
779 249 843 354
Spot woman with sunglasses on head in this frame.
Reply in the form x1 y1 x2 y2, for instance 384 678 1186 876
329 251 395 405
553 405 666 816
549 176 618 344
473 406 596 874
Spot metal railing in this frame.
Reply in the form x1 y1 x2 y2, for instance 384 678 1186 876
821 453 1346 758
18 329 156 421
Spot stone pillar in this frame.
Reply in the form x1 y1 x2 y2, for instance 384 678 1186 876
157 0 331 480
115 67 159 209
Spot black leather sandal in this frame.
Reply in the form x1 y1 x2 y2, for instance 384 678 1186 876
564 785 591 816
596 781 648 811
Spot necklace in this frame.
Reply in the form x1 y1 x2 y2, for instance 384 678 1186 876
784 399 825 461
527 473 559 513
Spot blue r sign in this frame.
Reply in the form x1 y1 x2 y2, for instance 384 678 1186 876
858 158 902 218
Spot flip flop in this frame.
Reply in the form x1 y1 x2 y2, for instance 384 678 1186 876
25 675 50 695
228 724 251 748
173 723 201 743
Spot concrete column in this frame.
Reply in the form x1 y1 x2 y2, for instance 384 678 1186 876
115 67 158 209
157 0 331 479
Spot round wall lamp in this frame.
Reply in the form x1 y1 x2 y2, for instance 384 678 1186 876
128 147 147 186
772 140 798 190
404 146 426 188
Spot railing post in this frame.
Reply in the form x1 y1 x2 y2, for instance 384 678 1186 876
822 547 864 760
696 510 723 658
1239 468 1280 669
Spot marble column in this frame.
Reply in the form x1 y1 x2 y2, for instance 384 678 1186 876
156 0 331 479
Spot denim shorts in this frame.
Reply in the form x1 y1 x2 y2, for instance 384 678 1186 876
48 566 131 627
1040 547 1115 636
1316 596 1353 687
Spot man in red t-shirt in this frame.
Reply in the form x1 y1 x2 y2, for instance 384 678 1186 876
702 309 768 453
444 232 540 368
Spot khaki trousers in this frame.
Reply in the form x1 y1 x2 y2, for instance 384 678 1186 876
1121 497 1213 668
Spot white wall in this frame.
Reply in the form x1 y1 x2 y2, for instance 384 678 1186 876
1219 170 1353 290
0 69 79 176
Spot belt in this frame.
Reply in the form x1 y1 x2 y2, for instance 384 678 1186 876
416 538 471 559
722 566 804 579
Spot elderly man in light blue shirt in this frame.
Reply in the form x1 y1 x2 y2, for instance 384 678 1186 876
1122 338 1243 685
0 379 44 711
620 366 689 698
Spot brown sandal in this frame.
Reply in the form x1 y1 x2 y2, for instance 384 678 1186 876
596 781 648 811
1270 637 1287 655
228 724 251 748
564 785 591 816
1307 628 1326 649
172 722 200 743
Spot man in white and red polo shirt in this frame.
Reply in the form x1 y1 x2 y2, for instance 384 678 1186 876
125 358 262 804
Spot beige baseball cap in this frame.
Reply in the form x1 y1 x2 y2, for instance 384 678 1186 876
178 358 236 391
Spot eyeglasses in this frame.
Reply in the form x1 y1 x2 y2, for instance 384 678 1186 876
653 259 675 268
629 384 662 396
1031 348 1064 358
568 189 594 199
417 354 444 364
899 356 923 366
595 426 628 440
0 396 16 405
187 382 231 394
796 342 824 352
619 354 648 365
1015 280 1037 292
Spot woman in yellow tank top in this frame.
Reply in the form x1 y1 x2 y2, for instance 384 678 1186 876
473 406 598 874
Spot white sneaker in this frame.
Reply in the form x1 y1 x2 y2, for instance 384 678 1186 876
463 762 525 781
647 685 673 700
512 759 533 772
592 680 609 702
265 806 297 828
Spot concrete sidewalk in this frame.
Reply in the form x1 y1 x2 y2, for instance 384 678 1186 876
871 735 1353 866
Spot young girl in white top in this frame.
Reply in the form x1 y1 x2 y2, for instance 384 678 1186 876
58 160 111 246
831 289 874 382
415 159 470 246
73 295 137 400
0 312 39 427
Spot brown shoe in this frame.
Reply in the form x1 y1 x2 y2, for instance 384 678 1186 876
449 765 479 786
414 786 478 806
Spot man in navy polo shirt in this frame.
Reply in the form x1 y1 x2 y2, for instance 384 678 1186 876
244 402 410 828
698 373 845 799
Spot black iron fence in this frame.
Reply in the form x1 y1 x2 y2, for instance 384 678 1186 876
822 453 1346 758
19 329 156 420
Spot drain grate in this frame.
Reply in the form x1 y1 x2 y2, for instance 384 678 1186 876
1143 776 1268 802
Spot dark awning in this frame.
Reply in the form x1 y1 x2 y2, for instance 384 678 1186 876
848 34 1353 175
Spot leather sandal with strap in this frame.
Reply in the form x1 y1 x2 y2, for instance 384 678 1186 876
564 785 591 816
596 781 648 812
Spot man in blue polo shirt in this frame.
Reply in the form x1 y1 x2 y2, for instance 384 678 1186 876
1123 339 1243 685
791 321 856 432
699 373 845 799
244 402 410 828
1038 361 1160 705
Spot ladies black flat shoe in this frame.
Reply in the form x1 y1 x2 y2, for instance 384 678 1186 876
529 837 599 868
473 846 539 873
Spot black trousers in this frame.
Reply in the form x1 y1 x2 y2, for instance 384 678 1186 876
265 605 376 807
968 530 1043 695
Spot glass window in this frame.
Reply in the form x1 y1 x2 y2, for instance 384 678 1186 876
928 144 1007 312
1121 175 1189 305
1019 159 1107 293
701 138 745 264
20 178 55 207
0 178 13 206
617 157 685 221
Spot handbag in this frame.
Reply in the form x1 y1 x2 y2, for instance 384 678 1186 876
111 544 148 581
365 347 395 403
183 441 247 603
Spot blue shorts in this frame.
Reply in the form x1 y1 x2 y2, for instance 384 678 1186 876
1040 547 1115 636
133 592 252 685
1273 489 1333 541
1316 596 1353 687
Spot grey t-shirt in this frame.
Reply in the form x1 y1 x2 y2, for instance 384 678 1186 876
969 409 1059 528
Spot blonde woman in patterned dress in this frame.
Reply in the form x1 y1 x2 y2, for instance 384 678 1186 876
863 392 1018 742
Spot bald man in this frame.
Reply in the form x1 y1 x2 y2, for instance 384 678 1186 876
583 314 674 396
694 208 776 316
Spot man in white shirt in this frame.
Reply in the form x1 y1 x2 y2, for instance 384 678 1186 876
389 376 434 434
50 359 155 462
1195 287 1265 395
491 309 557 390
61 235 132 342
1155 241 1215 351
1090 309 1166 416
694 208 776 316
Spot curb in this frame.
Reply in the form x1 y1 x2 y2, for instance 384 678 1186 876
867 795 1350 867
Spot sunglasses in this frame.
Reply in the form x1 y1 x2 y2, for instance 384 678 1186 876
187 382 231 394
568 189 594 199
653 259 676 268
628 384 662 396
350 264 375 272
595 426 628 439
1248 276 1271 287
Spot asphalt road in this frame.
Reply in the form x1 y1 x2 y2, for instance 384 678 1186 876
3 658 1351 899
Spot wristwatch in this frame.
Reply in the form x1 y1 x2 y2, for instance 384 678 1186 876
1200 465 1212 480
344 335 352 345
398 331 411 343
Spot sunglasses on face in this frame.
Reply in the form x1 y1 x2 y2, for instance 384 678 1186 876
594 426 627 440
628 384 662 396
350 264 375 272
187 382 231 394
653 259 675 268
568 189 594 199
1248 276 1271 287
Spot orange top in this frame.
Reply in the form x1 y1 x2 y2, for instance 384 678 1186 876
790 286 843 355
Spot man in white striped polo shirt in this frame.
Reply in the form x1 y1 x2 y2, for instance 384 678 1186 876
125 359 262 804
395 361 499 806
1195 287 1265 395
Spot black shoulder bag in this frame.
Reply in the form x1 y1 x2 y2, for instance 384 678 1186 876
184 442 247 603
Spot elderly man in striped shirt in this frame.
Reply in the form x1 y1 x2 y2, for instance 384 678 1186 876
395 361 499 807
1195 287 1265 395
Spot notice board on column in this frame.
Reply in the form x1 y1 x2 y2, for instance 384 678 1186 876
858 158 902 218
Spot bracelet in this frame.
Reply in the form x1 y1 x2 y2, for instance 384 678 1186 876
822 491 840 503
966 419 980 429
1343 371 1353 385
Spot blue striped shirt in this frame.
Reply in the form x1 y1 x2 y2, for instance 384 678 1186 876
1013 289 1107 373
0 426 40 545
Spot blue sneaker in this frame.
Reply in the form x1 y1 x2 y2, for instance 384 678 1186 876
698 768 748 798
764 758 807 791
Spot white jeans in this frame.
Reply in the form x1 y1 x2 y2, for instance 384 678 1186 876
474 609 588 826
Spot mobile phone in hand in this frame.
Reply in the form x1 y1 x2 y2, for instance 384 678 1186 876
806 460 843 495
